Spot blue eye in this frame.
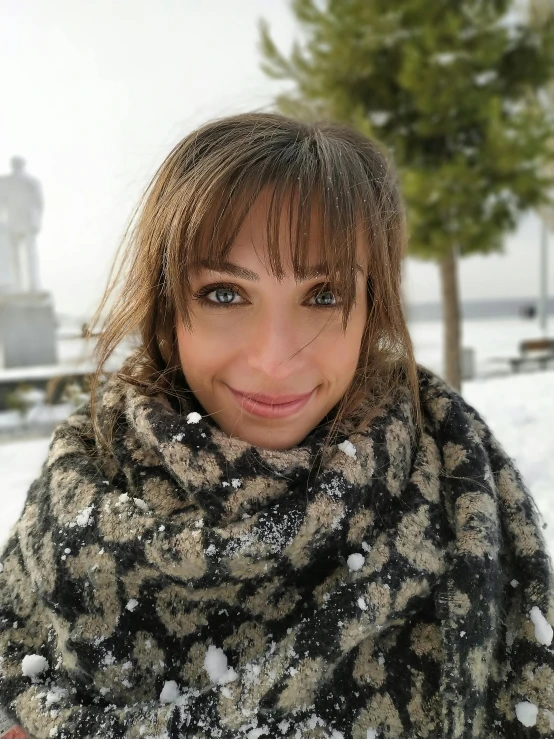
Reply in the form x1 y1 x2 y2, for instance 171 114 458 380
211 287 238 304
193 284 244 306
192 282 340 309
312 290 337 306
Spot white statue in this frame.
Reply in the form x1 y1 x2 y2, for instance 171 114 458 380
0 221 16 293
0 157 44 293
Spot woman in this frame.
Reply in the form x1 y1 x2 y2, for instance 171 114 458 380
0 113 553 739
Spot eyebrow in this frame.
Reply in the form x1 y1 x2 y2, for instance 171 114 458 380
197 260 364 281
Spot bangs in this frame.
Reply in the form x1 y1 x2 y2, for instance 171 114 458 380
162 129 387 330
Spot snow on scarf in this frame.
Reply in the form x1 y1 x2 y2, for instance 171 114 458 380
0 364 553 739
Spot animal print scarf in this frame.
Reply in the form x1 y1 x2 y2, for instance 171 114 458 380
1 364 553 739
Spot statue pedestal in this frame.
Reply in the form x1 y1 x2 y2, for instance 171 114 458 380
0 292 57 368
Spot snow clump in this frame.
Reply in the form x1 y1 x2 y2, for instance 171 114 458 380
204 645 238 685
186 412 202 424
515 701 538 727
529 606 553 646
75 505 94 527
366 731 378 739
45 687 68 706
126 599 139 612
159 680 180 704
338 440 356 458
347 553 365 571
22 654 49 678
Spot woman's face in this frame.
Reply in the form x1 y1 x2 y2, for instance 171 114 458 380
176 195 368 450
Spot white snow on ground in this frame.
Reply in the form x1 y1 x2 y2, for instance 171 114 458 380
409 317 552 379
0 437 50 545
1 318 553 564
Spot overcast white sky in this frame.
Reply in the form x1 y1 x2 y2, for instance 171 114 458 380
1 0 551 318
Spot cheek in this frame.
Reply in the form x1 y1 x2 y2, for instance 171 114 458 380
315 316 365 378
176 324 207 380
176 319 240 384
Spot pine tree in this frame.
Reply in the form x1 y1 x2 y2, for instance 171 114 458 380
260 0 554 389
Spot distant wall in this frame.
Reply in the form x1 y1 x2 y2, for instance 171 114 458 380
407 297 554 323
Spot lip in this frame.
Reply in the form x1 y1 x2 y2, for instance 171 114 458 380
228 387 315 419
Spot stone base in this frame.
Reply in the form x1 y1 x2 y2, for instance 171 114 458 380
0 291 58 368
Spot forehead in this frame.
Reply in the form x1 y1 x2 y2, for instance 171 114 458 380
194 189 369 278
231 202 321 274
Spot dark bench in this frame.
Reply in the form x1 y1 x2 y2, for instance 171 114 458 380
510 338 554 372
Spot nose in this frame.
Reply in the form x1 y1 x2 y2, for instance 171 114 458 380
245 308 308 381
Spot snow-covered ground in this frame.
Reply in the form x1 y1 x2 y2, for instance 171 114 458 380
1 437 50 548
410 317 553 378
1 317 553 563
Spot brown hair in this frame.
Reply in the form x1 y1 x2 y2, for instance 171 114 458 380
88 112 422 447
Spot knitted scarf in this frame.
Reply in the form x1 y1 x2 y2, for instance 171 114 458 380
1 365 553 739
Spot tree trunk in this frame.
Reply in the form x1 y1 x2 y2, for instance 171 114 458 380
439 244 462 391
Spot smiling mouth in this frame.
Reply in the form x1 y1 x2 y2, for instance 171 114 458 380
228 387 315 419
